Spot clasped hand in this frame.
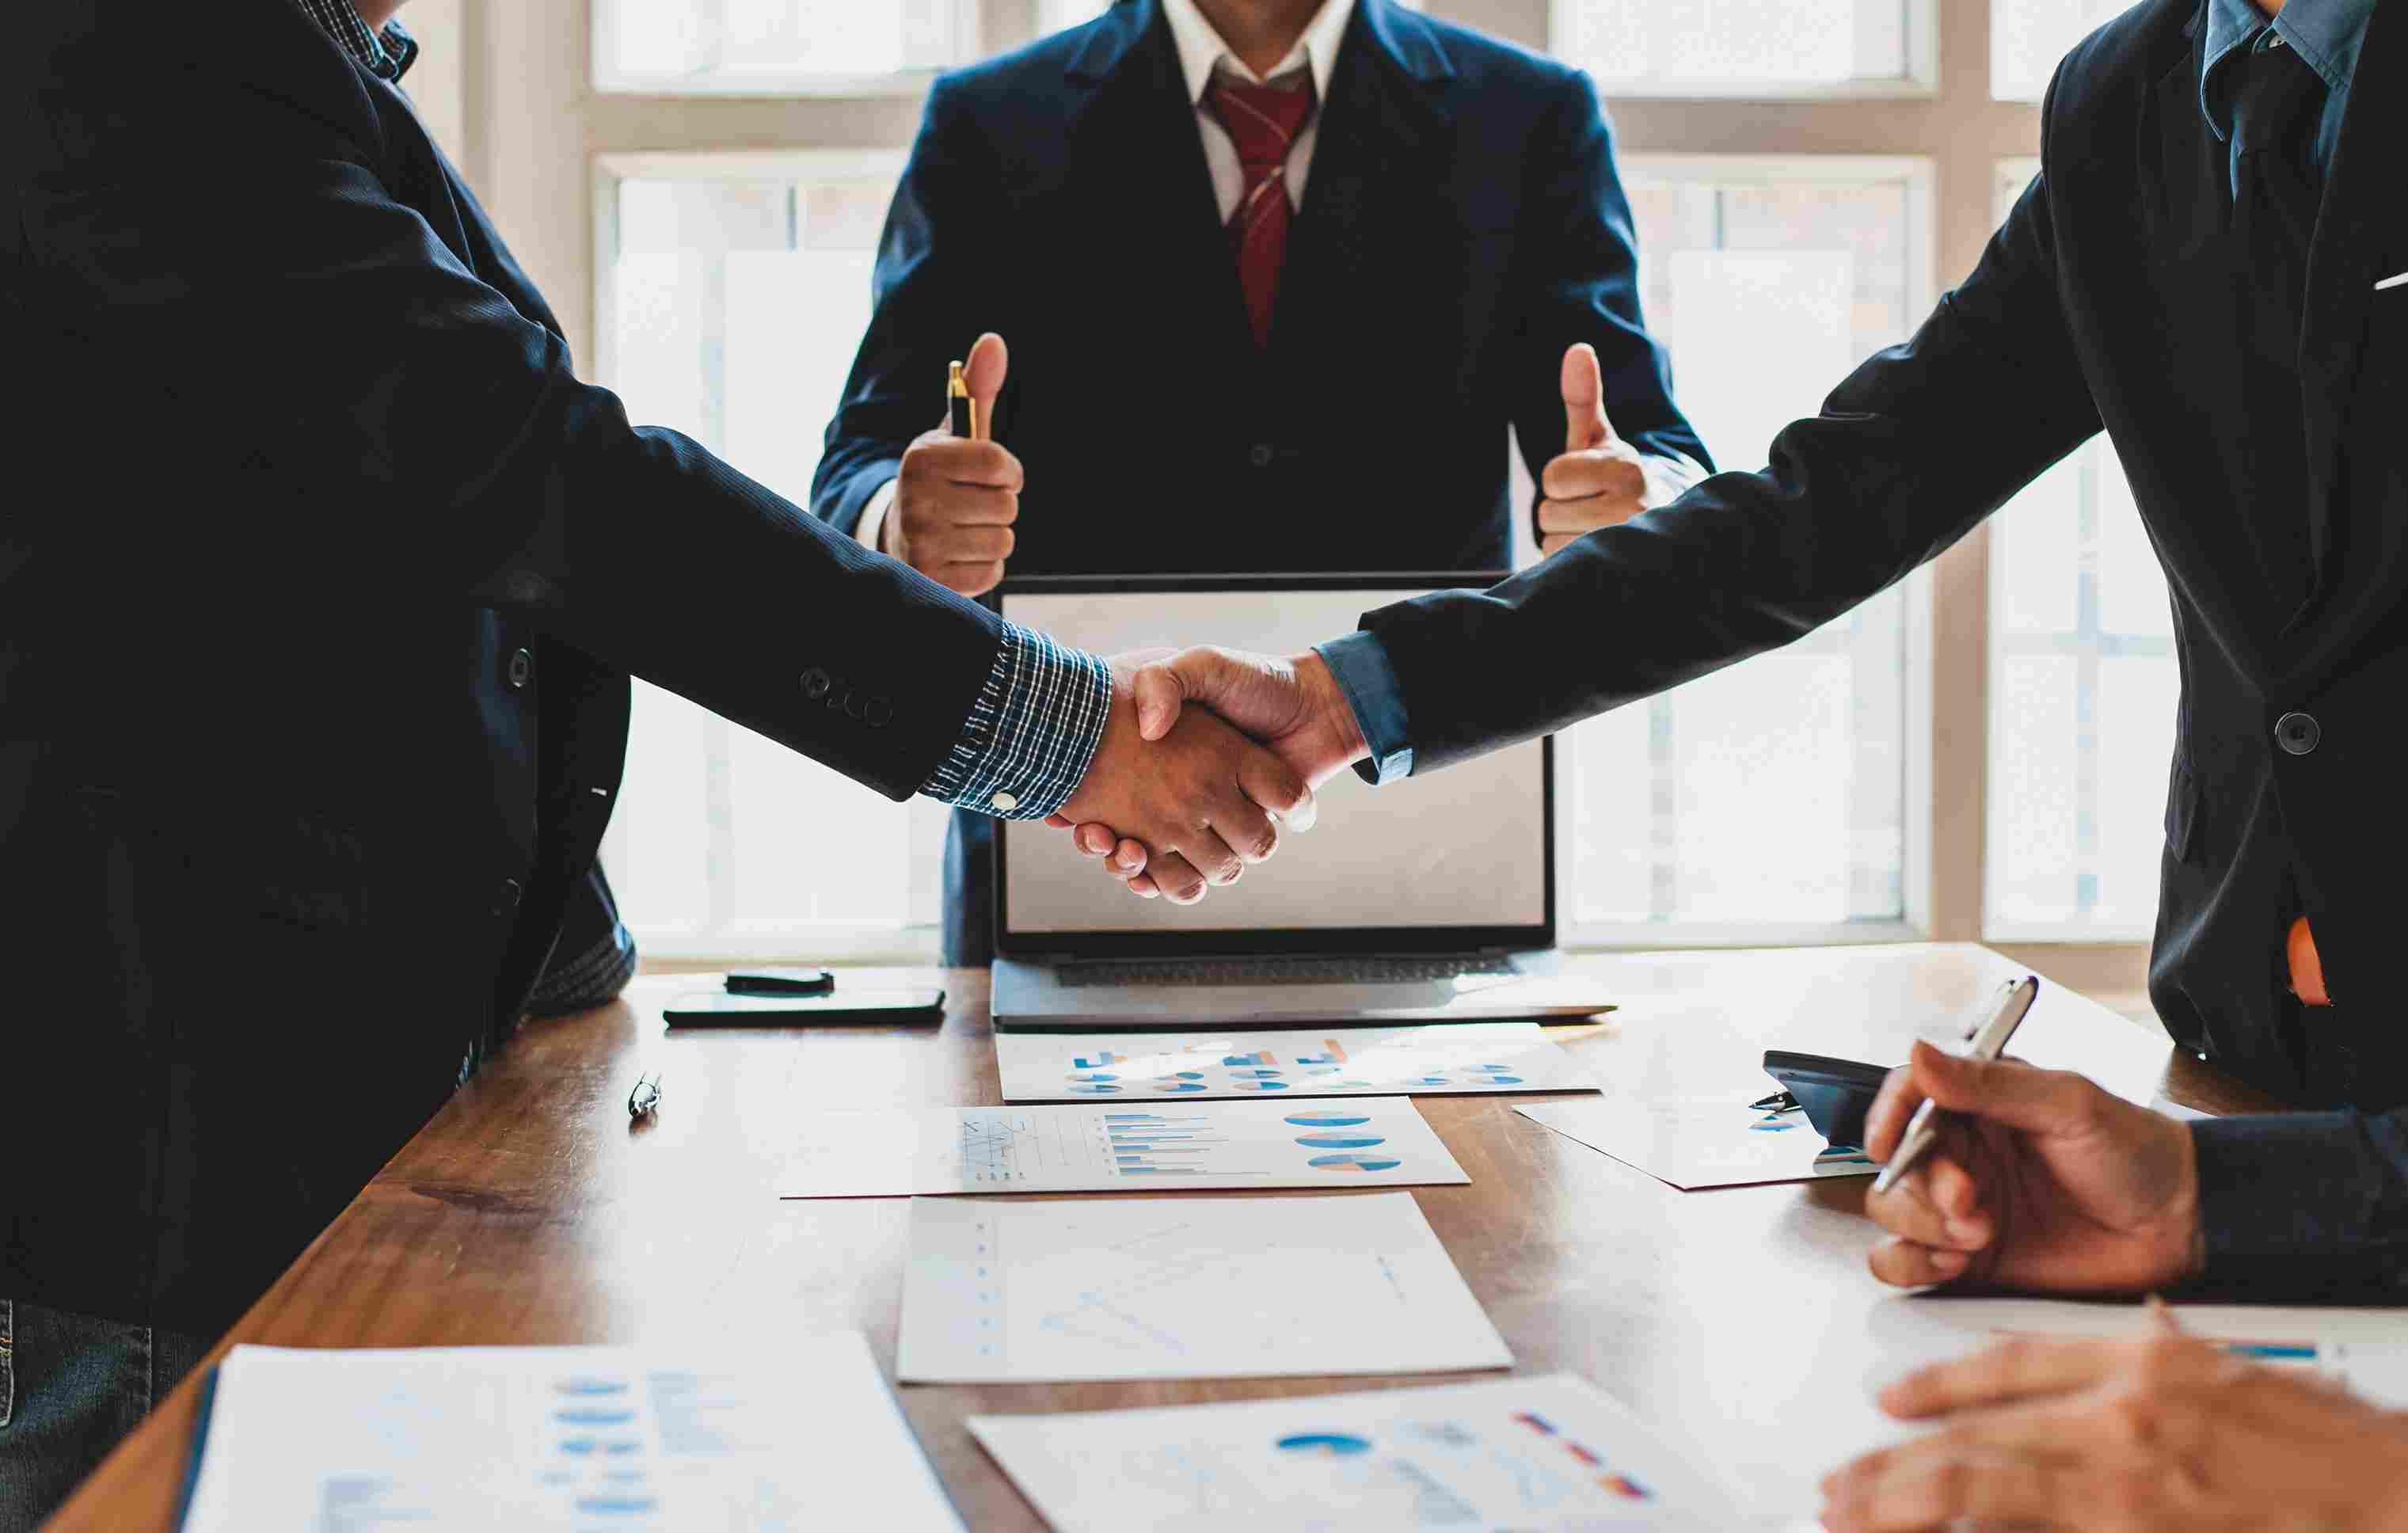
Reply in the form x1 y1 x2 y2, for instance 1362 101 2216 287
1053 648 1368 902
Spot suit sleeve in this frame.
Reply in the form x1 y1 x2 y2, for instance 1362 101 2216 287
1364 152 2103 775
2187 1113 2408 1299
22 59 1018 803
1508 67 1710 514
808 77 991 539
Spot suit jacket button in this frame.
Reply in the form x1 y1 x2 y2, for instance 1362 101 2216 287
865 697 894 728
495 877 523 915
2275 711 2321 755
1249 443 1275 469
843 690 868 720
801 666 834 700
507 647 534 690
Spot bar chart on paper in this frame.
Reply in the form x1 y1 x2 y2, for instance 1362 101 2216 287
897 1193 1512 1383
780 1097 1470 1197
994 1023 1599 1103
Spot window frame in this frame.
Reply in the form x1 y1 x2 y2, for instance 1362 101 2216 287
449 0 2147 989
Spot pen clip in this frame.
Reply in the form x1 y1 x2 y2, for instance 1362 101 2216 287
627 1071 662 1117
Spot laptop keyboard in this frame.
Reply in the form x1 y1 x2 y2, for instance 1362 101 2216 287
1058 954 1519 989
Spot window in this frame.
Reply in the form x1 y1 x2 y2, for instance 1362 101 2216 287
1559 158 1929 933
1983 161 2177 940
1554 1 1933 96
1990 0 2132 99
465 0 2155 963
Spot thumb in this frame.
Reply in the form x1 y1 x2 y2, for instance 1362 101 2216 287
964 331 1008 437
1559 342 1617 454
1907 1039 2097 1137
1132 646 1255 742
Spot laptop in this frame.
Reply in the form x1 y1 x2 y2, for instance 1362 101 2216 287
989 575 1615 1029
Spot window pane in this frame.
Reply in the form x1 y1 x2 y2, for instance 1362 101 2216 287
1984 161 2178 938
598 0 967 90
599 158 949 953
1564 160 1927 930
1991 0 2130 100
1555 1 1919 93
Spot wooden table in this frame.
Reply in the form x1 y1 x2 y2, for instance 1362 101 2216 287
48 943 2280 1530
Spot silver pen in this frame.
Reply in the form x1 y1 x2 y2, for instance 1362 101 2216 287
1870 975 2041 1196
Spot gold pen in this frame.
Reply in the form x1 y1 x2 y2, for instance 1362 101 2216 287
946 359 988 441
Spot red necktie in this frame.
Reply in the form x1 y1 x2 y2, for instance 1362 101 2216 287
1204 77 1317 348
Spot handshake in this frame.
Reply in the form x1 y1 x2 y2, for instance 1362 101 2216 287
1044 649 1371 905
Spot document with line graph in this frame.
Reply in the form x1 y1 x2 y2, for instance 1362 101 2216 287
777 1097 1468 1198
896 1193 1510 1383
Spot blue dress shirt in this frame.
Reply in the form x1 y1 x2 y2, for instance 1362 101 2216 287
2200 0 2376 194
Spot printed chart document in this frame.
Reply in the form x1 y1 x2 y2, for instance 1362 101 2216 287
1517 1091 1875 1190
993 1022 1598 1103
968 1372 1745 1532
1887 1295 2408 1408
177 1332 961 1532
780 1097 1470 1197
898 1191 1512 1383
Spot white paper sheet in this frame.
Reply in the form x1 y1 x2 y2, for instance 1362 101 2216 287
968 1372 1747 1532
177 1332 961 1532
1879 1294 2408 1406
993 1022 1598 1103
1516 1092 1876 1190
898 1192 1512 1383
779 1097 1470 1197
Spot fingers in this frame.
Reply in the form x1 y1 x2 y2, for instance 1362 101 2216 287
1866 1236 1972 1290
1906 1039 2105 1138
1538 449 1646 506
931 561 1006 598
1863 1061 1927 1162
1878 1335 2145 1421
1823 1442 2069 1532
1236 747 1316 835
1558 341 1617 453
963 331 1007 439
1184 824 1248 888
1147 851 1208 904
1131 660 1190 743
903 435 1024 493
1106 837 1147 877
1071 823 1115 856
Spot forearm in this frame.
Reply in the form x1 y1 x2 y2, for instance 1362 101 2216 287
2187 1111 2408 1299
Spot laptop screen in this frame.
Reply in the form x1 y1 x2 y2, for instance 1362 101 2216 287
995 578 1552 957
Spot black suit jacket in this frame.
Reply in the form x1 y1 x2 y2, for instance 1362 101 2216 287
810 0 1706 573
1359 0 2408 1112
813 0 1706 962
3 3 1010 1333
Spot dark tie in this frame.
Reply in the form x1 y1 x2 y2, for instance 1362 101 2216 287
1204 77 1317 348
2228 37 2327 614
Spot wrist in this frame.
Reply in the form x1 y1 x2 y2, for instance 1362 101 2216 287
1294 650 1368 766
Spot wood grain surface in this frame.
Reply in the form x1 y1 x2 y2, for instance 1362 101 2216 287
44 944 2279 1530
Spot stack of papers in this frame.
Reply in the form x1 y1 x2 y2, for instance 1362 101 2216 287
968 1373 1748 1531
898 1192 1512 1383
176 1333 961 1531
780 1097 1470 1197
992 1023 1597 1103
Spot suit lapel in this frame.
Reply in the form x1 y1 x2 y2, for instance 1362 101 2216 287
1272 0 1456 365
2148 13 2219 261
1062 0 1254 384
2297 0 2406 547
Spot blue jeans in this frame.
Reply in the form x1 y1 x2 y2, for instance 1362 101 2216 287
0 1299 210 1532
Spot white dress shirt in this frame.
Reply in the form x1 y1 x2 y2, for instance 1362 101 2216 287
855 0 1356 553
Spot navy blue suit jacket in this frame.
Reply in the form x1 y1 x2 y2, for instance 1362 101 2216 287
4 1 1010 1333
813 0 1706 959
1349 0 2408 1291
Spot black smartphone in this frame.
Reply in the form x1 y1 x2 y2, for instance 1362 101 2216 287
662 989 945 1028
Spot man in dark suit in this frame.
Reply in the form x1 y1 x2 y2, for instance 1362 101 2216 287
0 2 1313 1522
810 0 1710 964
1081 0 2408 1511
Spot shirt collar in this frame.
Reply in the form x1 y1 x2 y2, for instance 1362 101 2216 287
1160 0 1356 102
2199 0 2372 142
291 0 419 82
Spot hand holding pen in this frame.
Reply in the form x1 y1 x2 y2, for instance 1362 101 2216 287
1858 987 2204 1295
882 332 1020 596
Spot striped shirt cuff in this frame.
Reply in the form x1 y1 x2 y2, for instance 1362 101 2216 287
919 622 1113 820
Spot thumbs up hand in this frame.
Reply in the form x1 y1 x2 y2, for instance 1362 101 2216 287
1535 342 1653 557
886 331 1022 596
